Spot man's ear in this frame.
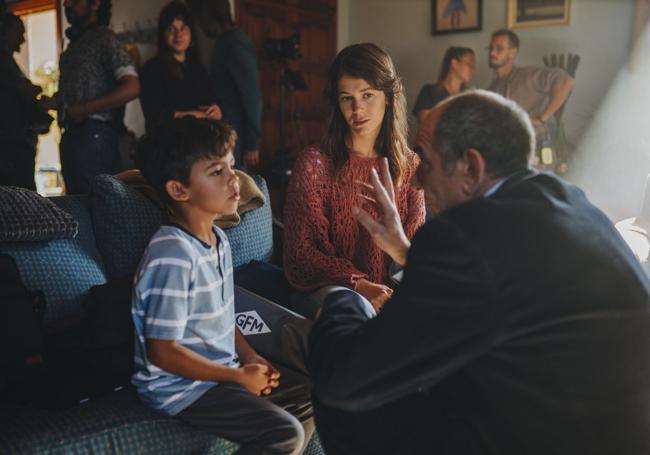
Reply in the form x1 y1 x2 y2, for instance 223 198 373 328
165 180 190 202
460 148 486 195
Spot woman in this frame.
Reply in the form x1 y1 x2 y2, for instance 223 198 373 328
413 46 475 124
140 1 221 132
0 13 54 190
283 43 425 316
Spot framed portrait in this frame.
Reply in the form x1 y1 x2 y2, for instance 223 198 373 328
431 0 482 35
507 0 571 29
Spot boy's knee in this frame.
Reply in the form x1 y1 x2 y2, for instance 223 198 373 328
265 412 305 455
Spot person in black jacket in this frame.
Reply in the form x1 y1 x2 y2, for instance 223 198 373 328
187 0 262 170
140 1 221 133
0 13 54 190
309 89 650 455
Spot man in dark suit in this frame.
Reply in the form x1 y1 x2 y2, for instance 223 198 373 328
309 90 650 455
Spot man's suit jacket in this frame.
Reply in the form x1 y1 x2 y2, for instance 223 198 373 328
310 170 650 454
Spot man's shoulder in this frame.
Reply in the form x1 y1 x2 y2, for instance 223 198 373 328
82 25 120 45
440 171 590 238
93 25 119 38
514 65 567 78
231 27 255 46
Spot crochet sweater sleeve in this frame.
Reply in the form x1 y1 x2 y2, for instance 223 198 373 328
283 148 366 290
402 152 426 241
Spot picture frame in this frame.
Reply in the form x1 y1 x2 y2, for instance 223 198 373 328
507 0 571 29
431 0 482 35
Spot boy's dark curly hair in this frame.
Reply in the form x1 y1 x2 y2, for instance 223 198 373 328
136 117 236 210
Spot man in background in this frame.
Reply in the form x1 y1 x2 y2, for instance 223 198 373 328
487 29 574 164
58 0 139 194
187 0 263 170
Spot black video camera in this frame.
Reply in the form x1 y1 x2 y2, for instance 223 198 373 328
264 31 300 61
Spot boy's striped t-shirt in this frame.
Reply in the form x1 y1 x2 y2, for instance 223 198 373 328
131 223 238 416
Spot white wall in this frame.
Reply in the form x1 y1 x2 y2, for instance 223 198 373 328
569 24 650 221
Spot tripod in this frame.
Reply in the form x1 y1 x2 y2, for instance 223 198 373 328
271 61 307 187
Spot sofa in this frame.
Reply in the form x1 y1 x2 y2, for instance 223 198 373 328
0 174 323 454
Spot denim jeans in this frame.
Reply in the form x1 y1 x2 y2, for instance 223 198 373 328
60 120 119 195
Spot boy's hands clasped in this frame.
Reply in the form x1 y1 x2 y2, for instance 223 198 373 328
238 354 280 396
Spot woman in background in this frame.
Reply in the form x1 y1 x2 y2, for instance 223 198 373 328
140 1 221 133
283 43 425 317
413 46 475 124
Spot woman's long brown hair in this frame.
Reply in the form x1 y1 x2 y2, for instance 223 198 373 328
321 43 409 186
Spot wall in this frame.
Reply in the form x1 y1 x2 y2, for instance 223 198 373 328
569 23 650 221
340 0 635 146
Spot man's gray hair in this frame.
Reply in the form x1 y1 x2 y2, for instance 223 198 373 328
434 90 534 178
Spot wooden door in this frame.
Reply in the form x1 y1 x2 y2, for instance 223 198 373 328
235 0 337 177
6 0 63 54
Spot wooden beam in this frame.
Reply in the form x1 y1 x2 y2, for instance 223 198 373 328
7 0 56 16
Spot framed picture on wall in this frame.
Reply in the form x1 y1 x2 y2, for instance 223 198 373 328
431 0 482 35
507 0 571 29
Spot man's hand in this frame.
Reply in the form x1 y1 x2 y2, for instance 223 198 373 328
238 363 275 396
529 115 545 129
353 157 411 266
355 278 393 312
66 102 89 124
244 150 260 169
201 104 222 121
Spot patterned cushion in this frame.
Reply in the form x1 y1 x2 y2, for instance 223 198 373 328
228 175 273 268
0 388 238 454
0 186 78 241
90 174 165 279
0 387 324 455
90 174 273 278
0 196 107 322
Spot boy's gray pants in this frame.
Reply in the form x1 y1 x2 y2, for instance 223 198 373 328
177 310 314 455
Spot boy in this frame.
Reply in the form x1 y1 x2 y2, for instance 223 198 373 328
132 117 313 454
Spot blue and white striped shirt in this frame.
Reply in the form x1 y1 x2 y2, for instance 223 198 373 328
131 224 238 416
